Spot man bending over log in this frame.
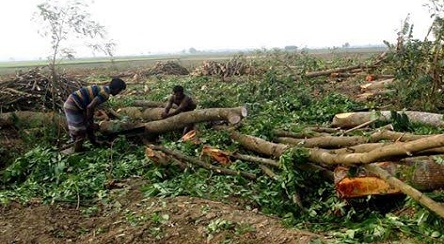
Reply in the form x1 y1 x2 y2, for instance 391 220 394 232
63 78 126 152
161 85 197 135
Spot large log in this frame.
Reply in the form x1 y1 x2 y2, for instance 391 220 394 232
332 111 444 128
400 156 444 190
308 134 444 166
273 129 330 139
355 90 396 102
360 78 394 91
334 163 402 198
364 164 444 219
276 130 429 149
232 131 444 169
99 106 247 135
335 157 444 193
131 100 175 108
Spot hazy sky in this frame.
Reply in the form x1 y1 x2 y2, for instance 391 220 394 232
0 0 433 61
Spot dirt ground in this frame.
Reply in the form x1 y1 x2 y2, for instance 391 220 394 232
0 178 327 244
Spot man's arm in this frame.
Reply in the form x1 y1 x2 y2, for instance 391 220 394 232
162 96 174 118
85 97 102 144
166 97 190 117
86 97 101 124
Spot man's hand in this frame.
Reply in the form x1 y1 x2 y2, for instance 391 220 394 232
89 123 100 131
161 112 169 119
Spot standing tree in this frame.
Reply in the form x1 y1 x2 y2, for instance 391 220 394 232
33 0 115 110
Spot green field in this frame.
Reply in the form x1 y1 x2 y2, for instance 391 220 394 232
0 47 387 76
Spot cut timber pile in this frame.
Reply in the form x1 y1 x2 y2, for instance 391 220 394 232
143 61 189 76
144 116 444 219
0 67 85 112
356 78 395 102
301 52 388 80
191 56 256 78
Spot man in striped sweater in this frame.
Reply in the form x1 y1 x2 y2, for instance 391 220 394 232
63 78 126 152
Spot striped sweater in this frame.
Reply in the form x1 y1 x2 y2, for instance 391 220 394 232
71 85 110 109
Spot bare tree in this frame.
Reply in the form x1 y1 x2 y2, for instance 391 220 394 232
33 0 115 109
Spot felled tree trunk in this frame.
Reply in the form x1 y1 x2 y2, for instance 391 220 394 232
142 108 171 121
360 78 394 91
230 131 334 180
332 111 444 128
399 156 444 190
99 106 247 135
308 134 444 166
147 144 256 180
275 130 430 149
364 164 444 219
355 90 396 102
131 100 174 108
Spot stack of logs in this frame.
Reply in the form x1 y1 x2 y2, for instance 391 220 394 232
191 57 255 79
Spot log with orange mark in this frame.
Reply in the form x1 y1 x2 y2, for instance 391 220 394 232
200 145 232 166
334 163 401 198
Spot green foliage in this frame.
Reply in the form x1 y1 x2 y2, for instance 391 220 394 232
0 138 147 204
383 7 444 111
390 111 414 132
295 93 359 124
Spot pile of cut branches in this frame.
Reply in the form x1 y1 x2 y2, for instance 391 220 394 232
0 67 85 112
143 61 189 76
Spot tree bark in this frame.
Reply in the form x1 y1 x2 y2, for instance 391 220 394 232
232 131 444 167
308 134 444 166
230 131 334 180
100 106 248 135
273 129 330 139
131 100 177 108
332 111 444 128
230 131 289 158
399 156 444 190
275 130 429 149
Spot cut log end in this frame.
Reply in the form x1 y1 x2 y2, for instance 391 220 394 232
335 113 353 119
241 106 248 117
228 114 242 124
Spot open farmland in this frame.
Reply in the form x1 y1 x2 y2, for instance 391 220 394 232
1 46 444 244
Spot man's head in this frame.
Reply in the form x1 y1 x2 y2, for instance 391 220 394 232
172 85 184 98
109 78 126 95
